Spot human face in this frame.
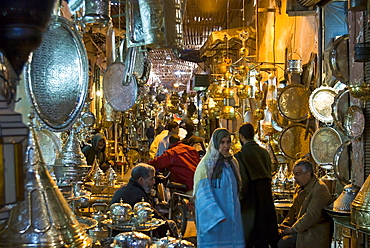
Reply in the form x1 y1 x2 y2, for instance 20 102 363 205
293 165 311 186
97 139 105 149
218 136 231 156
140 171 156 193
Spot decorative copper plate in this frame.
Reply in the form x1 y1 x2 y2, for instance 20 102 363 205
277 84 310 122
344 105 365 139
26 16 88 131
332 89 350 132
310 127 343 166
309 86 338 124
279 123 312 159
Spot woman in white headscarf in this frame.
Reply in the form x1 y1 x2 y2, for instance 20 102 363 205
193 128 245 248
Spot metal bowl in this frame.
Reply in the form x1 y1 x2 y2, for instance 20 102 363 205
134 201 152 213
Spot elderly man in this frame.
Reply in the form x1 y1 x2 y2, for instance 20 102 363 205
111 163 178 237
278 160 332 248
111 163 156 206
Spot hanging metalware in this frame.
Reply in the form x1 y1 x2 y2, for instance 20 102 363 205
279 123 312 160
277 84 310 122
332 89 350 133
26 15 89 132
310 127 343 166
309 86 338 124
329 34 349 84
344 105 365 139
103 42 138 112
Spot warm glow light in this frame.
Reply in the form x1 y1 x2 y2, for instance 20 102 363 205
96 90 102 97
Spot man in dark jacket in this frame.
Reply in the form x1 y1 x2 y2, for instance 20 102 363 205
234 122 279 248
111 163 178 237
148 134 200 194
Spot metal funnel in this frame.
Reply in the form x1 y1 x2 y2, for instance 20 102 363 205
0 120 92 247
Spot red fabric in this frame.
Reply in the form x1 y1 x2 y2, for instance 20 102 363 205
148 142 200 190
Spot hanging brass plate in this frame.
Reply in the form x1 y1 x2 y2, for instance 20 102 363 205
279 123 312 159
277 84 310 122
310 127 343 166
332 89 350 132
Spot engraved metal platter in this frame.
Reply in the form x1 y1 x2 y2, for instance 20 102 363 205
102 218 165 231
309 86 338 124
277 84 310 122
333 140 352 186
26 15 88 131
344 105 365 139
219 111 243 134
279 123 312 159
103 62 138 112
310 127 343 166
332 89 350 132
329 34 349 84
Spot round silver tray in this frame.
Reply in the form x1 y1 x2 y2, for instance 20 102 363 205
344 105 365 139
309 86 338 124
102 218 165 231
26 15 88 131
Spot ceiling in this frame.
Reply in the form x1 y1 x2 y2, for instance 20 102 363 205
107 0 248 90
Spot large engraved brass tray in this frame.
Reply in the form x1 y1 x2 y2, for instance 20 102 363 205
279 123 312 159
102 218 165 231
309 86 338 124
26 15 88 131
277 84 310 122
310 127 343 166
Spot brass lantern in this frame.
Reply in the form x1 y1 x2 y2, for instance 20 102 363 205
0 96 28 217
220 106 235 120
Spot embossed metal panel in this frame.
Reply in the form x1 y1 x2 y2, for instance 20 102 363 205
26 16 88 131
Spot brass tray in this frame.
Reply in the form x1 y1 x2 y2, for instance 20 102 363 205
279 123 312 159
329 34 349 84
344 105 365 139
332 89 350 132
309 86 338 124
333 140 352 186
102 218 165 231
26 15 88 131
310 127 343 166
277 84 310 122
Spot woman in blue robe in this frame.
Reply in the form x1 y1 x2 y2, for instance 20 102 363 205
193 128 245 248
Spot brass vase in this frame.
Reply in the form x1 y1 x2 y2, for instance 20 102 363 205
351 175 370 230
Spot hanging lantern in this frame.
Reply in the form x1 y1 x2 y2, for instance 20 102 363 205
0 96 28 218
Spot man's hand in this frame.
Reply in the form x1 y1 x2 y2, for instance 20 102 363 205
278 224 293 236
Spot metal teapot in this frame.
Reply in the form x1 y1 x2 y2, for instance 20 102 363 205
154 234 195 248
